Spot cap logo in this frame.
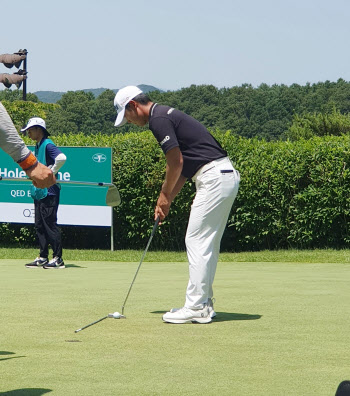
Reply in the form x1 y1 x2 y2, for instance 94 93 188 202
120 96 131 107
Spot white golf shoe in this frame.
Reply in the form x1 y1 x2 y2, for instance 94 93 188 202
163 306 212 324
170 298 216 319
206 298 216 318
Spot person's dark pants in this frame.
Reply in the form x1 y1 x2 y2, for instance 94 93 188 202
34 194 62 258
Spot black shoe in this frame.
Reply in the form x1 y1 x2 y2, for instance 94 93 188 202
335 380 350 396
43 257 65 269
25 257 48 268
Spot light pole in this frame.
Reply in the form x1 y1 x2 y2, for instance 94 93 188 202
22 49 27 101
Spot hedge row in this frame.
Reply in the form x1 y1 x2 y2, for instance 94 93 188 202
2 131 350 251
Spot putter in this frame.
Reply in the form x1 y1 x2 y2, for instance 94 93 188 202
121 216 160 316
74 216 160 333
75 312 126 333
0 176 121 207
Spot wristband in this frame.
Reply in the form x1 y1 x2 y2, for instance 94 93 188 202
18 152 38 171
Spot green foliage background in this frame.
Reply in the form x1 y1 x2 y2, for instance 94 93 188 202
4 78 350 140
2 99 58 130
2 80 350 251
2 131 350 252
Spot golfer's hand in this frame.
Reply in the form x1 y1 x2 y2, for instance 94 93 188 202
155 191 171 222
26 162 56 188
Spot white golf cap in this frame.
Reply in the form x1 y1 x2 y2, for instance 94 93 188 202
21 117 49 135
114 85 143 127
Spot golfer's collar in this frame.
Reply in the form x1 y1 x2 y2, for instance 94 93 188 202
150 103 158 117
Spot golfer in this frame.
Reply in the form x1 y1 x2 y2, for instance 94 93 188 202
21 117 66 269
114 86 240 324
0 102 56 188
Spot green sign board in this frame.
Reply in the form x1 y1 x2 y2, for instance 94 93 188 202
0 147 113 226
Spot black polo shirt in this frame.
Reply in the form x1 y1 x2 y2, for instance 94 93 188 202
149 103 227 179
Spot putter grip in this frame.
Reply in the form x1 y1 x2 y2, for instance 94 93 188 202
153 216 160 232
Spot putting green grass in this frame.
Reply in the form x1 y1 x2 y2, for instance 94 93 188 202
1 258 349 395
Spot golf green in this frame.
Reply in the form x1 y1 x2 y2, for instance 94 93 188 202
1 259 349 395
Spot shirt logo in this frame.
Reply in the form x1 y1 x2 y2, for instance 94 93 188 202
167 108 174 114
92 153 107 163
160 136 170 146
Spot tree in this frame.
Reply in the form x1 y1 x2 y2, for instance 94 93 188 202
86 89 119 135
2 100 58 130
286 108 350 140
0 88 38 102
46 91 95 135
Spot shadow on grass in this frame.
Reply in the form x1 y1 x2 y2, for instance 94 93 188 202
151 311 262 322
0 351 26 362
213 312 262 322
0 389 52 395
64 264 85 269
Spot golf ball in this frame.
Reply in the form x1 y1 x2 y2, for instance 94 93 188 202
112 312 121 319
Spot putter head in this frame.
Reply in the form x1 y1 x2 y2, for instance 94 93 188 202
106 185 121 207
108 312 126 319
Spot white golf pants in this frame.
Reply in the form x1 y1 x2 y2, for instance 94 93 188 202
185 156 240 309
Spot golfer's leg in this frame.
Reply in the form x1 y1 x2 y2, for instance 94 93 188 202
35 200 49 258
207 188 238 299
208 169 240 297
185 168 240 309
184 193 211 309
184 176 225 309
41 195 62 257
47 195 62 257
47 216 62 258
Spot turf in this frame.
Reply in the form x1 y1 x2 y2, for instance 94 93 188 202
2 247 350 262
1 258 349 395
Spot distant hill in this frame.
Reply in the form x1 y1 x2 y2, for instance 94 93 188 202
34 84 164 103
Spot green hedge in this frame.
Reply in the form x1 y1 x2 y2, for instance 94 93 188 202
2 131 350 251
223 133 350 250
54 132 192 250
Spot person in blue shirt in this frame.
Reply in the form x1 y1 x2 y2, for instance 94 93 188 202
21 117 67 269
0 102 56 188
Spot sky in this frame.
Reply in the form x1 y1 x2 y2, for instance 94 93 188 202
1 0 350 93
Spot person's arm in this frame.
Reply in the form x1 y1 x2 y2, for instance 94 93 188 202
0 103 56 188
0 102 31 162
155 147 185 221
27 162 57 188
50 153 66 174
169 174 187 202
46 144 67 174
